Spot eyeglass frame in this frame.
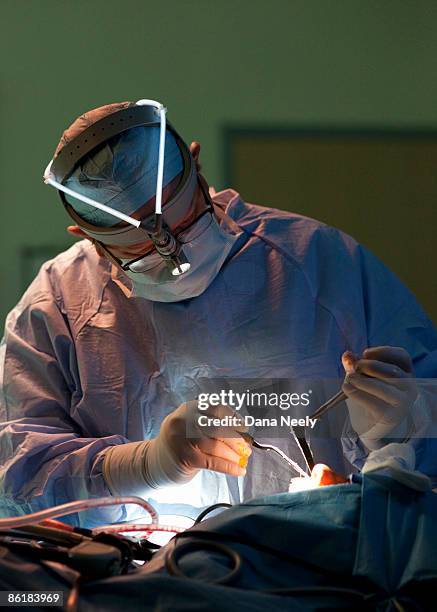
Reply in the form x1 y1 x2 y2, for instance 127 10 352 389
94 175 214 272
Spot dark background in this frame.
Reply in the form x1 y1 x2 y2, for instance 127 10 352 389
1 0 437 324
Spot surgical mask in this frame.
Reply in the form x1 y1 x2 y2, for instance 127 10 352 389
124 210 242 302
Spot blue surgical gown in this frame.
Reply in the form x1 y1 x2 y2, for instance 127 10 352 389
1 189 436 526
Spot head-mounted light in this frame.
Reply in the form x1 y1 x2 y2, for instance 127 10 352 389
43 99 196 276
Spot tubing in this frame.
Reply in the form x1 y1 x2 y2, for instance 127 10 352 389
0 496 158 529
92 523 184 535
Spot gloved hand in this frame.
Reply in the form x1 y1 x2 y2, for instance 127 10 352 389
342 346 417 450
144 400 251 487
102 401 251 497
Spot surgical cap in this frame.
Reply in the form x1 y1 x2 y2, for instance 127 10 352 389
63 125 184 227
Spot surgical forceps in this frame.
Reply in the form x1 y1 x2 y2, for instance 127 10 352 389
240 374 350 476
291 390 348 472
239 432 310 479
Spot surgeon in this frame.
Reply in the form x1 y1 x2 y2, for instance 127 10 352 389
0 99 436 526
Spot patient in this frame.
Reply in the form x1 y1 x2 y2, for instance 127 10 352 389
0 442 435 611
310 463 349 485
311 441 432 491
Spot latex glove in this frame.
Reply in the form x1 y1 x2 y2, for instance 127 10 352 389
145 400 251 487
342 346 417 450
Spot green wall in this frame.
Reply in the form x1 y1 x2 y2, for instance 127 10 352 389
1 0 437 325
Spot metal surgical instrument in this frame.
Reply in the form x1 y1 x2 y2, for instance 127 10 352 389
239 432 310 479
310 389 347 421
291 426 315 472
241 390 348 477
290 389 347 473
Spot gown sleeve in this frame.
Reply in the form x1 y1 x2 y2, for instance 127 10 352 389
0 266 138 527
340 241 437 482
